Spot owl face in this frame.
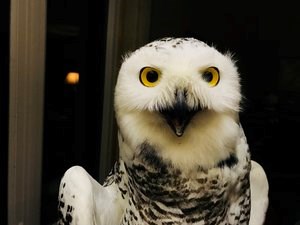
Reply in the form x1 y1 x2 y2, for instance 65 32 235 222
115 38 241 136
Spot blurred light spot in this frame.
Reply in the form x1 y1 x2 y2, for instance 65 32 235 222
65 72 79 85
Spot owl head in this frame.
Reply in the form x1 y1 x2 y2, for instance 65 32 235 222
114 37 242 170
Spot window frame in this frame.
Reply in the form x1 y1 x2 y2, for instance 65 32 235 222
8 0 46 224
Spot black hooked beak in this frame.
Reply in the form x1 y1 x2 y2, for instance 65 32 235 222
160 89 201 137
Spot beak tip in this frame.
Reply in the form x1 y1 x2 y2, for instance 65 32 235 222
175 133 184 137
174 127 184 137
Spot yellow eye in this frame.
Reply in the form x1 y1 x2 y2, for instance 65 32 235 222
202 67 220 87
139 67 161 87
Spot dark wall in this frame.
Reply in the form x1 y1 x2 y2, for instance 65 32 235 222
150 2 300 225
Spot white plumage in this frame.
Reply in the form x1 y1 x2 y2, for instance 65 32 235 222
57 37 269 225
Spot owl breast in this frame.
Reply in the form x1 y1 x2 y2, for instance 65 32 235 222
117 142 251 225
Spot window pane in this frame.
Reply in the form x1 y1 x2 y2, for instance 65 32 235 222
41 1 108 224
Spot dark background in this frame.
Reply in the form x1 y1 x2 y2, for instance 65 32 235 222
1 1 299 225
41 0 108 224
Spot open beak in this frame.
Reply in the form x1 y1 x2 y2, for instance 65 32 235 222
160 89 200 137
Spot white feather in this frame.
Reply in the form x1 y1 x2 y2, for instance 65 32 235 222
58 166 124 225
249 160 269 225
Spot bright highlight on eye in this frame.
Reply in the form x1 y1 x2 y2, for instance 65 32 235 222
202 67 220 87
139 67 161 87
65 72 79 85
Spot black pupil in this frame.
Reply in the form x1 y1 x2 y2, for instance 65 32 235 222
203 71 213 82
146 70 158 83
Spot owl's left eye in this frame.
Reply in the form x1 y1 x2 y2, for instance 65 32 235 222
202 67 220 87
139 67 161 87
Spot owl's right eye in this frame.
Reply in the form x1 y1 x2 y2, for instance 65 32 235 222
202 67 220 87
139 67 161 87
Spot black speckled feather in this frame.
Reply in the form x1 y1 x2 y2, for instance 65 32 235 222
104 139 251 225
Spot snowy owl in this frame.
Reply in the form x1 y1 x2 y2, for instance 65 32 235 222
57 37 269 225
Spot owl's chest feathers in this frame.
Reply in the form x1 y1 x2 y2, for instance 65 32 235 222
115 143 251 224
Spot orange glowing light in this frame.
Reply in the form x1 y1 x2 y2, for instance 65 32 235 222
65 72 79 85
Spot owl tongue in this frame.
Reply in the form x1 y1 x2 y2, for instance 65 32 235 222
160 89 199 137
